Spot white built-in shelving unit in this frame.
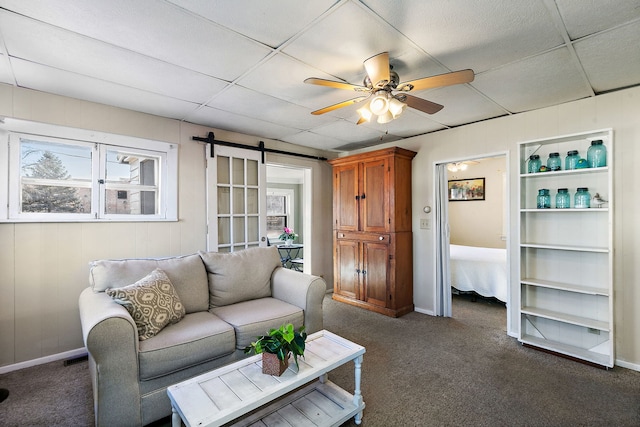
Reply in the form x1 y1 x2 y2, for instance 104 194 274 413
518 129 613 368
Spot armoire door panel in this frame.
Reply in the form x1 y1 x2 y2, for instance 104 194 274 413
335 239 359 299
363 241 389 307
361 159 388 232
334 165 358 231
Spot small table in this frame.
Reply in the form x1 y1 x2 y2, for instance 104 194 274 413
276 244 303 271
167 330 365 427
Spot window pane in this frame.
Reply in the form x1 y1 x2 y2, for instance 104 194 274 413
247 188 258 214
247 159 258 186
247 216 259 241
105 150 158 215
267 216 286 238
19 138 92 213
233 217 245 244
218 187 230 215
218 217 230 245
233 187 245 214
217 156 229 185
266 195 286 215
232 158 244 185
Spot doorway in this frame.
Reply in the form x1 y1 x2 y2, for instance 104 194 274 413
434 153 511 331
266 164 312 274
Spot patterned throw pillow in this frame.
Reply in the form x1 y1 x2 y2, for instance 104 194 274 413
106 268 185 340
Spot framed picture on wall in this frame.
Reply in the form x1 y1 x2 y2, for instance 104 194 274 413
448 177 485 201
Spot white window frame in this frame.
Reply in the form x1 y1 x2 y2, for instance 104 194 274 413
0 118 177 222
266 188 295 241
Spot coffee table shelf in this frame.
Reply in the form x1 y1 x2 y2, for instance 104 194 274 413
167 330 365 427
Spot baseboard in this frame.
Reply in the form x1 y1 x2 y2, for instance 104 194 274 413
0 348 88 374
414 307 435 316
615 359 640 372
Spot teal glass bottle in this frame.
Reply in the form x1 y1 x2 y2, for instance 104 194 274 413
537 189 551 209
587 140 606 168
574 187 591 209
555 188 570 208
565 150 579 170
547 152 561 171
528 155 541 173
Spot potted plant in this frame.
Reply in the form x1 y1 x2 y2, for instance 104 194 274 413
244 323 307 376
278 227 298 246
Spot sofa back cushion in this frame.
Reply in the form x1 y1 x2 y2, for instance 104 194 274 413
89 253 209 313
199 246 281 308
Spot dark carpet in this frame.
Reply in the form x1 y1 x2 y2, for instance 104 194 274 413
1 294 638 426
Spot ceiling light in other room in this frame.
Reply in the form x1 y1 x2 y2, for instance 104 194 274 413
377 111 394 124
447 162 469 172
357 103 373 123
388 97 406 118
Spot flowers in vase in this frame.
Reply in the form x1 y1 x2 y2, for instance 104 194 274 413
278 227 298 241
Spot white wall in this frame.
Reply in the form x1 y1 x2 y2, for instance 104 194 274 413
350 86 640 369
0 84 334 370
448 156 506 249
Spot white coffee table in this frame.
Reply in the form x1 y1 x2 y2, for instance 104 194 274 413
167 329 365 427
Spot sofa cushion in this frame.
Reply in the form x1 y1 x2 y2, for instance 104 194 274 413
138 311 236 380
199 247 281 308
210 297 304 349
106 269 185 341
89 253 209 313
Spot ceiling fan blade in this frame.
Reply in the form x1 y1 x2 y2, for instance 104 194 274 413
397 69 474 92
304 77 369 92
404 94 444 114
363 52 390 89
311 96 369 115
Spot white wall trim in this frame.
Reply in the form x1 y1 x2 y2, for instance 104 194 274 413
414 307 436 316
615 359 640 372
0 348 87 374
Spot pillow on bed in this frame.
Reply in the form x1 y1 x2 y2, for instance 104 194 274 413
106 268 185 340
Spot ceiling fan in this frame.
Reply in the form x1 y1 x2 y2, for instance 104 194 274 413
304 52 474 124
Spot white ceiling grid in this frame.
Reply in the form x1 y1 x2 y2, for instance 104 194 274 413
0 0 638 151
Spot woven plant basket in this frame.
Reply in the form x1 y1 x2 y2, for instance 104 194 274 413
262 352 289 376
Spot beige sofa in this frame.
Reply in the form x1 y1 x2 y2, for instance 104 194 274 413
78 246 326 427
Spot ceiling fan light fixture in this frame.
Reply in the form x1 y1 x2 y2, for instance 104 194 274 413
369 91 390 115
376 111 394 124
388 97 406 118
357 103 373 122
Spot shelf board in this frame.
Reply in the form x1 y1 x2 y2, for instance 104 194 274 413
520 208 608 212
519 167 608 179
520 243 609 253
519 334 612 367
521 278 608 296
521 306 610 331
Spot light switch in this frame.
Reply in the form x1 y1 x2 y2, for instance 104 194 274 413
420 218 431 230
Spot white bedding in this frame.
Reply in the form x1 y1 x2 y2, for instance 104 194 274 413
450 244 507 302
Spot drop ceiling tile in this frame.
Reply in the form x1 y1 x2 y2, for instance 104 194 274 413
574 22 640 93
310 119 387 143
185 105 298 140
282 1 420 80
280 130 347 151
471 47 592 113
415 85 508 126
0 0 272 80
206 85 335 129
0 11 229 104
166 0 337 48
11 59 200 120
556 0 640 39
362 0 564 73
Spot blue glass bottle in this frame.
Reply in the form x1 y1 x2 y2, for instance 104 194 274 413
528 154 541 173
574 187 591 209
537 189 551 209
587 140 606 168
555 188 570 208
547 152 561 171
565 150 579 170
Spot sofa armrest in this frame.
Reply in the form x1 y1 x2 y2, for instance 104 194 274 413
271 267 326 334
78 287 143 426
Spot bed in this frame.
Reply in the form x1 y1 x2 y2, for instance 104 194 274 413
449 244 507 302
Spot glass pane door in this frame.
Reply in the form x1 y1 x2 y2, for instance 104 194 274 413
207 146 266 252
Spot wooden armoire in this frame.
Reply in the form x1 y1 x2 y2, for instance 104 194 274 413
328 147 416 317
